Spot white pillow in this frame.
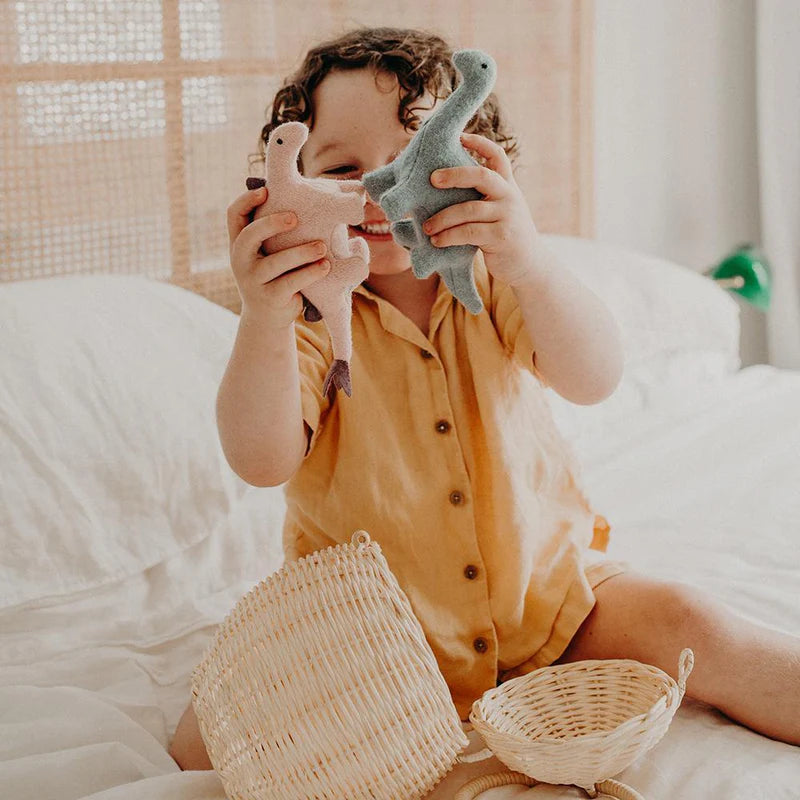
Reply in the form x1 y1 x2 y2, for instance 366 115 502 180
538 235 742 442
0 275 278 609
540 234 741 366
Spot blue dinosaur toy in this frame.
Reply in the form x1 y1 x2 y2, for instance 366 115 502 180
362 49 497 314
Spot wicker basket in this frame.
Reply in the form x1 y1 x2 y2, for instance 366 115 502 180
455 649 694 800
191 530 468 800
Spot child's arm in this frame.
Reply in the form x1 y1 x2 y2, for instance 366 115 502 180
508 238 624 405
217 318 307 486
423 133 623 405
217 186 331 486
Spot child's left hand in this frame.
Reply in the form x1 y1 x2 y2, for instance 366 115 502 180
423 132 540 288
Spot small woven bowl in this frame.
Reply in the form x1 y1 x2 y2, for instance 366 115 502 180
458 649 694 799
191 530 468 800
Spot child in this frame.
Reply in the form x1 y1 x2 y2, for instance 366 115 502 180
169 26 800 770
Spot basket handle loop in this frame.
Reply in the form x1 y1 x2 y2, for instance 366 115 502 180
351 530 371 547
677 647 695 693
456 746 494 764
592 779 647 800
454 775 647 800
454 771 538 800
457 721 495 764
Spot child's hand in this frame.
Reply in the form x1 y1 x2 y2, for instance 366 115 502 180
423 133 540 287
227 186 330 327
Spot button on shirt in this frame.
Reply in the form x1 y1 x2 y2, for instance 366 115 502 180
464 564 479 580
282 251 615 720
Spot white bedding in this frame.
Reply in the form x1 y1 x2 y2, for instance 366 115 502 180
3 364 799 800
2 245 799 799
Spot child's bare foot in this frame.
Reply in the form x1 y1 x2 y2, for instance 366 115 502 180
169 701 214 771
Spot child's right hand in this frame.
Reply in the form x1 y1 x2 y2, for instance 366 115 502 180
227 186 330 328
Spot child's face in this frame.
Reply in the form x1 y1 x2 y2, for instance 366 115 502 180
302 68 438 277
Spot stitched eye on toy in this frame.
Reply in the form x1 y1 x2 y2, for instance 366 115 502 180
481 63 487 69
276 138 283 144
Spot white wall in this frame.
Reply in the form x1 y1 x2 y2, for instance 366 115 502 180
594 0 767 365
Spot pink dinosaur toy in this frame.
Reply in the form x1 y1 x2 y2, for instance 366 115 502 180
246 121 370 398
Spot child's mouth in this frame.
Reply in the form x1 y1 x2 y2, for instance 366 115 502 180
350 221 393 240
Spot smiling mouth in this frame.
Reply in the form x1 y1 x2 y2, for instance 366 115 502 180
351 220 392 235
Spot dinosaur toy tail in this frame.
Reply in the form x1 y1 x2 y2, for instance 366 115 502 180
440 263 484 315
322 359 351 399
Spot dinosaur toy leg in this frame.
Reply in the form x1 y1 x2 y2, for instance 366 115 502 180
303 242 368 399
377 183 414 222
438 246 484 314
347 236 370 268
391 219 419 250
329 221 352 260
305 228 368 324
361 163 396 203
410 240 442 279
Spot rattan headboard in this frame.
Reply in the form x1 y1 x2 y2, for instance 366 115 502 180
0 0 593 313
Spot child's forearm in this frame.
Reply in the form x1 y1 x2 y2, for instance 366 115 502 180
216 313 307 486
511 238 624 405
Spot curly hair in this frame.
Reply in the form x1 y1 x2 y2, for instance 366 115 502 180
249 26 519 174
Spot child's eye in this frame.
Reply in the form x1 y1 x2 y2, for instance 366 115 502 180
324 166 356 175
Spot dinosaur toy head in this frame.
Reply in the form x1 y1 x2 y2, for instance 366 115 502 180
452 49 497 92
267 121 308 166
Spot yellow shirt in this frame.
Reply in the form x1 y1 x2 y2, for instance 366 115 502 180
282 252 623 720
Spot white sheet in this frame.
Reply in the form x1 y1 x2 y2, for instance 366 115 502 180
2 365 799 799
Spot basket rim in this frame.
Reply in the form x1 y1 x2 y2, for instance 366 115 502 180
191 532 386 687
471 658 678 747
472 692 672 748
201 532 381 627
263 531 380 585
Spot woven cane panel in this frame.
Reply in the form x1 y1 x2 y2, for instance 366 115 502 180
0 0 593 312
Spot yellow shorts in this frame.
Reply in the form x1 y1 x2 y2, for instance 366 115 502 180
496 552 629 685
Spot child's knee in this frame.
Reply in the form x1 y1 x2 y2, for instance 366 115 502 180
585 573 728 657
653 581 731 644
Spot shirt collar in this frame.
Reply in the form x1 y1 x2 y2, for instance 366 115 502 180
352 251 489 343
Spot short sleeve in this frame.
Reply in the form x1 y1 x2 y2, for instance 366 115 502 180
489 273 549 386
294 318 333 458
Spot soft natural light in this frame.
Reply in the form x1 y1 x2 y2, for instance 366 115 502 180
16 79 166 141
14 0 163 63
179 0 223 61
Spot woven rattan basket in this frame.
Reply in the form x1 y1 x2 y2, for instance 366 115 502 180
455 649 695 800
191 530 468 800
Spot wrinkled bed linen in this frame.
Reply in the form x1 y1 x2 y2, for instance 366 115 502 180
2 366 799 799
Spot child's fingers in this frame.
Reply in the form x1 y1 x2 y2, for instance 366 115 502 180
459 132 514 182
423 199 500 238
429 220 496 250
430 164 507 201
233 211 298 262
251 240 327 283
227 186 269 246
272 259 331 306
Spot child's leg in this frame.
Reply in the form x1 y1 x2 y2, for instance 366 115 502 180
169 700 214 771
557 571 800 745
